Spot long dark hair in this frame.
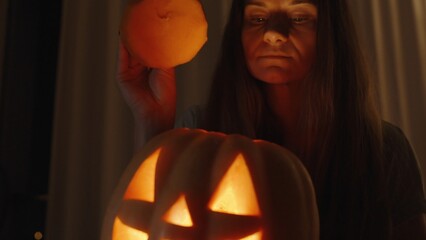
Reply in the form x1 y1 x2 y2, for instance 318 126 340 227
202 0 389 239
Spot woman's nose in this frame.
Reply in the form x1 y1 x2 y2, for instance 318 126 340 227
263 30 287 46
263 14 289 46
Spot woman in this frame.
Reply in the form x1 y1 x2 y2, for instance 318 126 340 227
117 0 426 239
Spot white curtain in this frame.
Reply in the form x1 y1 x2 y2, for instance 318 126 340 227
46 0 426 239
350 0 426 188
46 0 133 239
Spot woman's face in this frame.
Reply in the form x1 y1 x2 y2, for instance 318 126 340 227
242 0 317 85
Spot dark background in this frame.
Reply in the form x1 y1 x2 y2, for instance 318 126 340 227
0 0 62 238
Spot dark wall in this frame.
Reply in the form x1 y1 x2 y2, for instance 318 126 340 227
0 0 62 238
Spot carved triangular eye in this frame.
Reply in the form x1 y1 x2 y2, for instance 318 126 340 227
162 194 194 227
208 154 261 216
124 148 161 202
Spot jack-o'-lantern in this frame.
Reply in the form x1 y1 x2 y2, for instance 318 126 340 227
102 128 319 240
120 0 208 68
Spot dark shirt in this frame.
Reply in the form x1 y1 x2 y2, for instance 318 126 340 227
383 122 426 224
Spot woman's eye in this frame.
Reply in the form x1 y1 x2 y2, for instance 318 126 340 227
291 16 310 24
249 16 268 25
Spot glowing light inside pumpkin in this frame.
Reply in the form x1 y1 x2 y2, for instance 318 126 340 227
241 230 263 240
112 217 148 240
123 148 161 202
162 194 194 227
208 154 261 216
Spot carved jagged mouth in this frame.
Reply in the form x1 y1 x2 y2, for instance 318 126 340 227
117 199 262 239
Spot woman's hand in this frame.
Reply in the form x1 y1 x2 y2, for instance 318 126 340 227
117 40 176 150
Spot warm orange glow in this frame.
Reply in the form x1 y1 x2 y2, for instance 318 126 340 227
112 217 149 240
162 194 193 227
241 230 263 240
208 154 261 216
124 148 161 202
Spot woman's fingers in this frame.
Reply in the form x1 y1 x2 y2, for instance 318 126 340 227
117 39 145 84
148 68 176 103
115 38 176 130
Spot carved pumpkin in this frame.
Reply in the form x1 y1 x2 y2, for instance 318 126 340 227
102 128 319 240
120 0 208 68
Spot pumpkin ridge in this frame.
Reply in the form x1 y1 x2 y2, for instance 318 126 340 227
258 141 319 239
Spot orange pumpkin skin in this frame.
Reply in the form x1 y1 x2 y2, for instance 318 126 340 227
120 0 208 68
102 128 319 240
